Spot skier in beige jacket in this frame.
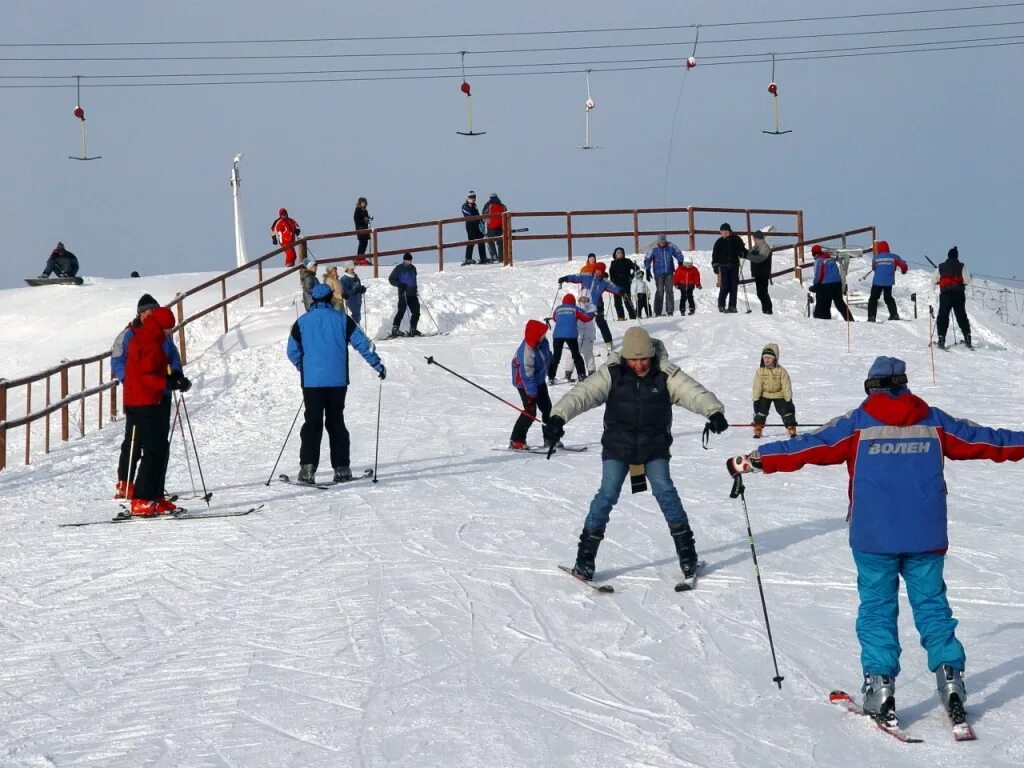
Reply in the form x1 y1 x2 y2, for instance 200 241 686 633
546 326 728 584
751 342 797 438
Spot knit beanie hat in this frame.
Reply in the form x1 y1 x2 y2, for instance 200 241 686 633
403 252 413 261
137 293 160 313
720 223 732 232
948 246 959 260
864 356 909 395
621 327 655 360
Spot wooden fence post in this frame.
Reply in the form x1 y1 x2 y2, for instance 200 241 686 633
60 363 69 443
79 364 86 437
0 379 6 471
632 210 640 255
221 278 229 333
565 212 573 262
257 259 265 308
502 211 512 266
175 293 187 364
687 207 696 251
745 209 753 249
437 220 445 272
505 212 514 266
299 239 308 265
98 360 104 430
372 230 380 279
25 382 31 464
796 210 805 282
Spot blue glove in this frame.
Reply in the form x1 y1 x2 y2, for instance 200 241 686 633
377 365 387 381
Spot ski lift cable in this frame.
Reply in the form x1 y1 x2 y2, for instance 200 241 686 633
4 2 1021 46
661 25 698 227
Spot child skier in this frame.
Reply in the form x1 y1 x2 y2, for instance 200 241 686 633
672 255 702 316
632 270 651 318
559 263 621 350
751 344 797 438
548 294 593 384
727 357 1024 729
562 293 596 381
509 320 554 450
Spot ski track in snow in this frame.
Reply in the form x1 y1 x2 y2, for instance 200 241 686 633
1 256 1023 766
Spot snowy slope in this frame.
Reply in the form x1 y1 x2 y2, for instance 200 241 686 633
1 255 1023 767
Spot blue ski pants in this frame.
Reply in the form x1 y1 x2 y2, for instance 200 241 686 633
583 459 688 530
852 550 966 678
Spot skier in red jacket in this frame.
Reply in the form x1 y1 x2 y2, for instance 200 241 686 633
672 256 702 316
271 207 302 267
481 193 506 264
123 307 188 516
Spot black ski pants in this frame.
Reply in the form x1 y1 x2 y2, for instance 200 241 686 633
635 293 651 318
549 338 587 380
754 276 773 314
937 289 971 340
867 285 899 321
465 226 487 263
486 227 504 263
612 290 636 320
813 282 852 320
594 305 613 344
677 285 696 314
118 392 172 489
717 265 739 311
511 386 552 444
357 235 370 255
393 287 420 332
124 402 170 502
753 397 796 427
300 386 350 470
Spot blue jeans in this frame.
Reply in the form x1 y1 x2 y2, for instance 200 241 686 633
584 459 688 530
853 550 966 677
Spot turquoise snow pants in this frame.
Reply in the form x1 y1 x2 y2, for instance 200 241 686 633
852 550 966 678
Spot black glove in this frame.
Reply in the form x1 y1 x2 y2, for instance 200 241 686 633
808 284 819 294
168 372 192 392
558 277 566 286
357 285 367 294
271 235 278 245
377 365 387 381
548 415 566 442
706 411 728 434
645 269 652 281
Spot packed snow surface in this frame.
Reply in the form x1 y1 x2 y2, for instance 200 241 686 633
1 253 1023 767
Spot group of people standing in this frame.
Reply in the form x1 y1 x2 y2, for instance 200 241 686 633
462 191 507 265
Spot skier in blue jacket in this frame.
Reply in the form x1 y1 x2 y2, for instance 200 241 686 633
110 293 187 500
388 252 421 337
727 356 1024 728
810 244 852 320
866 240 909 322
509 319 554 450
287 283 386 484
339 265 366 326
547 294 593 383
559 263 620 349
644 234 684 316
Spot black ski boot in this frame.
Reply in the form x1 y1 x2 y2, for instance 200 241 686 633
407 328 423 337
963 334 972 349
333 466 353 482
390 326 404 338
669 521 699 578
937 335 946 349
297 464 317 485
935 665 968 724
571 527 605 581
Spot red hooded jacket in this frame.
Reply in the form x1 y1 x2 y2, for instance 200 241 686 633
124 308 176 407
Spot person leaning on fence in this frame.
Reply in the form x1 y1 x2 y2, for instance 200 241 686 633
110 293 188 503
748 230 774 315
461 191 489 265
299 260 320 310
481 193 506 264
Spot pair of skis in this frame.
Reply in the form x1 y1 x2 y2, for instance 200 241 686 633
60 503 263 527
558 560 704 594
495 444 589 455
278 468 374 490
829 690 976 743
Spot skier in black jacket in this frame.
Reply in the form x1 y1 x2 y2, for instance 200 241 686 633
607 247 638 320
711 223 747 313
353 197 373 263
461 191 488 264
388 252 421 337
747 230 774 314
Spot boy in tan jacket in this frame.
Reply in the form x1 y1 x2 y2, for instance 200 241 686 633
752 343 797 438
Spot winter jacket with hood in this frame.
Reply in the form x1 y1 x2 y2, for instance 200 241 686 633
124 308 176 407
747 240 773 278
870 240 909 288
757 391 1024 554
551 294 594 339
511 320 552 397
672 264 702 288
751 343 793 401
551 338 725 464
111 319 182 384
271 209 300 244
934 248 972 293
644 243 683 277
482 197 506 230
812 253 842 286
608 256 640 288
323 269 346 312
711 234 747 269
561 272 622 306
388 261 418 290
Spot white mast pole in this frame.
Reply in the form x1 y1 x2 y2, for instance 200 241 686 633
231 154 249 268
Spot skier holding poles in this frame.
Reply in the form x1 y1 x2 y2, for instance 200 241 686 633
727 356 1024 734
547 326 729 588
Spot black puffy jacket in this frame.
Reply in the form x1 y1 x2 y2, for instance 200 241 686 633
608 257 639 289
601 361 674 464
711 234 747 269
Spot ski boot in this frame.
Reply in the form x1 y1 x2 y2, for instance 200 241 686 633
862 673 898 724
389 326 404 338
548 376 557 386
297 464 318 485
333 466 353 482
114 481 134 500
786 425 798 438
669 521 699 578
407 328 423 337
563 373 575 383
571 527 605 581
935 665 968 724
156 497 179 514
963 335 972 349
508 440 529 451
937 335 946 349
753 423 764 439
130 499 162 517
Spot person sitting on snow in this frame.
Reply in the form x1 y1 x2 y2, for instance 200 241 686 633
40 242 79 278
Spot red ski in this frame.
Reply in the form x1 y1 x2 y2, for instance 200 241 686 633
829 690 923 744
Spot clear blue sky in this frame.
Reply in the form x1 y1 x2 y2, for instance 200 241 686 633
2 0 1021 288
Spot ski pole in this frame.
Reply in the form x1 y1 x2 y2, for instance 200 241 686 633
265 398 304 486
730 473 785 690
928 305 937 384
419 295 442 334
127 424 138 499
177 394 197 497
424 356 540 422
858 267 875 282
728 422 824 428
739 263 752 314
372 379 382 484
548 285 561 316
168 396 180 451
178 393 211 507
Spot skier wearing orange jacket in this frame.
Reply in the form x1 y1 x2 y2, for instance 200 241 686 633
271 207 302 267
